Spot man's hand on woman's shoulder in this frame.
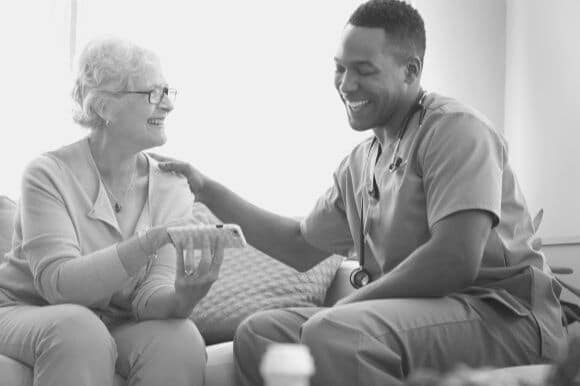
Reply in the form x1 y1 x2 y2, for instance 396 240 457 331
148 153 206 198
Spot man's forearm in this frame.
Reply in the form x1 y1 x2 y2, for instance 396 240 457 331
340 210 490 304
341 242 477 304
200 179 329 271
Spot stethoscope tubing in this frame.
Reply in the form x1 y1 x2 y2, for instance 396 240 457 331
351 90 428 289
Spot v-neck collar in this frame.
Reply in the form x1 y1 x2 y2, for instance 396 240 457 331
84 137 152 238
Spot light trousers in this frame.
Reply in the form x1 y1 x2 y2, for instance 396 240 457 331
234 295 565 386
0 303 207 386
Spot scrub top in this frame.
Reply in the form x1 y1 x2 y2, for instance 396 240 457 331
301 92 564 359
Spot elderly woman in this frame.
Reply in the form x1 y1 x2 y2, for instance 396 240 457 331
0 37 223 386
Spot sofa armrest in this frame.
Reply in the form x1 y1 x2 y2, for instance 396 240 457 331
324 259 357 306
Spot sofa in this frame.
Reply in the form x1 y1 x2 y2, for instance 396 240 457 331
0 265 355 386
0 194 357 386
0 195 575 386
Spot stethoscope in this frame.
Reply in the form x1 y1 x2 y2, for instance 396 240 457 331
349 90 428 289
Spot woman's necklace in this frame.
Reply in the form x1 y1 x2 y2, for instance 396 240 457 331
88 139 139 213
100 165 138 213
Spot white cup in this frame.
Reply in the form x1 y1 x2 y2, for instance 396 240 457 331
260 344 315 386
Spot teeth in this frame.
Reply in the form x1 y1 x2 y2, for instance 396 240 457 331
347 100 369 110
147 118 164 125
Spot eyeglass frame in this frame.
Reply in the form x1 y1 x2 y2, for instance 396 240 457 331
119 86 177 105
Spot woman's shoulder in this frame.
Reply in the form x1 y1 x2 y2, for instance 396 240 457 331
25 138 86 173
144 153 194 221
145 153 189 186
24 138 90 185
23 152 62 181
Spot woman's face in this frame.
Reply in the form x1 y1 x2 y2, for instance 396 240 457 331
107 64 174 151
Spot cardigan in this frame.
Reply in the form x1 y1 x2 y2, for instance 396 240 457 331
0 137 194 321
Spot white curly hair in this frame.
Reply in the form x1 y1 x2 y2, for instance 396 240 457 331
71 36 160 130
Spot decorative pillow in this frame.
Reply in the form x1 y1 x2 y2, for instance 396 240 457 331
0 196 16 262
189 203 344 344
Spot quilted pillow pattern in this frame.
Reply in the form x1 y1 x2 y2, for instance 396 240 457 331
0 196 16 261
189 203 344 344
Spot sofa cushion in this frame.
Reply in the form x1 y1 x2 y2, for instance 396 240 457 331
189 203 344 345
206 342 235 386
0 196 16 261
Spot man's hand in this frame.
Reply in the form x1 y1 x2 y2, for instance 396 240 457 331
148 153 206 198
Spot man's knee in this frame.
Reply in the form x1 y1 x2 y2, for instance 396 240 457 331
235 310 306 386
235 311 272 361
235 310 288 351
301 307 407 385
301 308 347 352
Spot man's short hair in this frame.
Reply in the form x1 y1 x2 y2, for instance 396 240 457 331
348 0 426 64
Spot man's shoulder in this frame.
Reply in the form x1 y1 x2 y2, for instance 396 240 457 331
425 93 496 131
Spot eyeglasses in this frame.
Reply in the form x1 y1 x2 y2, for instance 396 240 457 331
120 87 177 105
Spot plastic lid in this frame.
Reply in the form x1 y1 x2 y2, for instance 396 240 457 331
260 344 315 376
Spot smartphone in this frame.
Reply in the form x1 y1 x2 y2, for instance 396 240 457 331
209 223 247 249
168 224 247 275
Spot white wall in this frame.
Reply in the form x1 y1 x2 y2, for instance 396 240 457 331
1 1 83 200
415 0 580 244
4 1 578 243
504 0 580 243
0 0 509 218
414 0 506 130
1 0 368 217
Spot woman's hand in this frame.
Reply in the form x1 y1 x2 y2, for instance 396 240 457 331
168 227 225 317
143 215 203 253
148 153 205 197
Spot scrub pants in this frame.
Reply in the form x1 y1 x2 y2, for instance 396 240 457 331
0 303 207 386
234 295 561 386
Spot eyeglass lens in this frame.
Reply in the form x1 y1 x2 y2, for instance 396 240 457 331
150 88 177 104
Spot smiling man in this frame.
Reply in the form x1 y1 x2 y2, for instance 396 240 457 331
154 0 567 384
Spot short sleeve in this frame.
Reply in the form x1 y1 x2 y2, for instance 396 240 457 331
301 160 354 256
418 112 505 228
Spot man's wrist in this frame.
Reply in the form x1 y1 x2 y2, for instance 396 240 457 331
195 177 215 206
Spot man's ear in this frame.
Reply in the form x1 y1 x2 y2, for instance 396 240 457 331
404 57 422 84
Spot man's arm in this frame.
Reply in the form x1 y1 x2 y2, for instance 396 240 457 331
199 178 329 271
149 154 330 272
337 209 492 304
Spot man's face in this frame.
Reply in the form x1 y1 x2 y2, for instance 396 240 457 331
334 25 409 131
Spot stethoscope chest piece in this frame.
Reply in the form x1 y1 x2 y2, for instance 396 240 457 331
350 266 371 289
